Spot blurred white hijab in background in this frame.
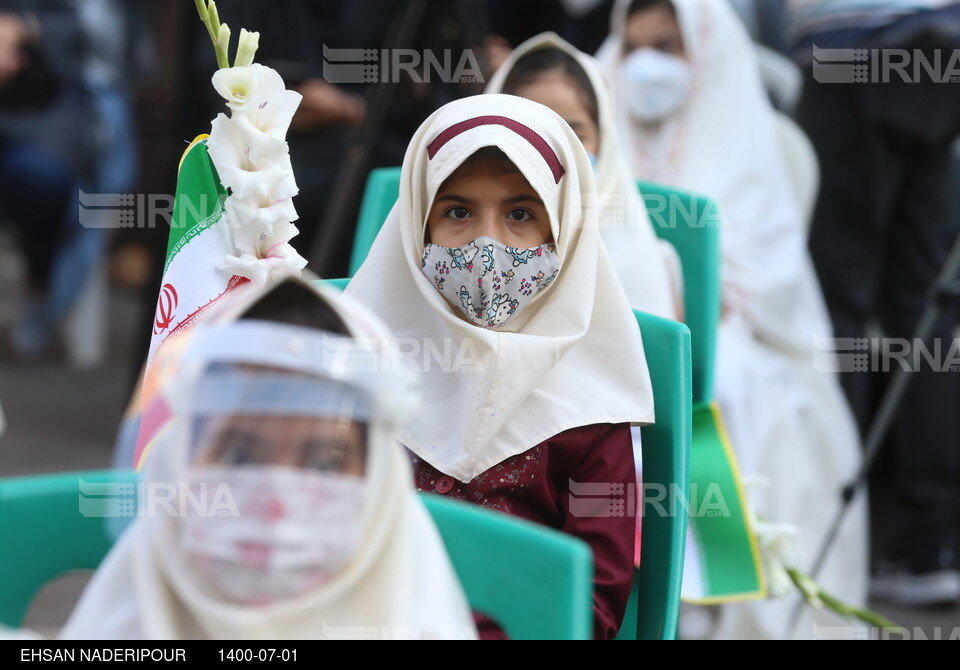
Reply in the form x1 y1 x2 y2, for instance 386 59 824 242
487 31 683 320
599 0 867 640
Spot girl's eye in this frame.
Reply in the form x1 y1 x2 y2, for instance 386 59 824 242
507 208 533 222
302 439 349 472
211 430 262 466
445 206 470 220
657 41 680 55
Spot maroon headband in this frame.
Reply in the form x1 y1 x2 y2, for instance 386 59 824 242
426 115 566 184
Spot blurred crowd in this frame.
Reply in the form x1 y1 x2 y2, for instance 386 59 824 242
0 0 958 640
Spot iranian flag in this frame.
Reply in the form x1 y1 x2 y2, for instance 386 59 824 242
131 136 250 470
130 59 306 470
149 136 249 363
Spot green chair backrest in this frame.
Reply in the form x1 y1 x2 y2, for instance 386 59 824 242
319 279 691 640
350 167 718 404
0 468 593 640
349 166 403 277
0 470 130 627
614 310 692 641
419 493 593 640
637 181 720 405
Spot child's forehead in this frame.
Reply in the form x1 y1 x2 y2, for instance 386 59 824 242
437 161 537 196
441 146 522 183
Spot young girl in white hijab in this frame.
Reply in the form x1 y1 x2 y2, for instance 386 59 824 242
346 94 655 639
598 0 867 640
485 31 684 322
58 277 477 640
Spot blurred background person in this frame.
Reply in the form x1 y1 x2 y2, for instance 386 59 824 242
0 0 94 361
724 0 802 112
57 0 148 369
597 0 866 639
487 31 683 322
0 0 147 368
789 0 960 607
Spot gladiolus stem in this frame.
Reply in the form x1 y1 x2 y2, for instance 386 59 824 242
195 0 230 70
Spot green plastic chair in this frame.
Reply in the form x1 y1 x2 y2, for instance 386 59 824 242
419 493 593 639
0 468 593 640
614 310 692 641
636 181 720 405
349 167 718 404
319 279 691 640
349 166 402 277
0 470 127 627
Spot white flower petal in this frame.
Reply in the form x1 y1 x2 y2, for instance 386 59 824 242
220 247 307 288
250 89 303 139
207 112 288 174
224 196 298 240
235 29 260 69
212 67 256 113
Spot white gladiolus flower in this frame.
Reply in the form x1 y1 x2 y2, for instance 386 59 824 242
211 64 301 137
220 244 308 288
225 194 298 239
234 29 260 68
212 66 265 115
206 115 299 200
753 519 800 598
250 86 303 139
206 60 306 286
740 476 801 599
224 207 299 258
207 112 287 171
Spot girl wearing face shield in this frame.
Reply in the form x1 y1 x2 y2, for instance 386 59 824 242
59 277 478 640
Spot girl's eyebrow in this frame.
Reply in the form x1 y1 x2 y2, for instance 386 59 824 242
504 195 544 206
435 194 475 204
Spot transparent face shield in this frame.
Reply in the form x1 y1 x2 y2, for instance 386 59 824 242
164 319 405 606
187 367 373 476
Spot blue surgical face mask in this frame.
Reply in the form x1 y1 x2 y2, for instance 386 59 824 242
620 48 692 123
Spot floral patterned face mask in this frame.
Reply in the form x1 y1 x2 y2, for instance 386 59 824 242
420 236 560 328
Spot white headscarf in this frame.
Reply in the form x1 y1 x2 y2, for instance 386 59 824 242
59 277 477 640
598 0 834 351
486 31 682 321
346 94 654 483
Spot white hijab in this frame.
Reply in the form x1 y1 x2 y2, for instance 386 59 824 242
598 0 834 352
59 278 477 640
486 31 682 321
346 94 654 483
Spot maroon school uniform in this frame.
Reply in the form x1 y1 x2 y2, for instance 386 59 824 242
410 422 635 640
